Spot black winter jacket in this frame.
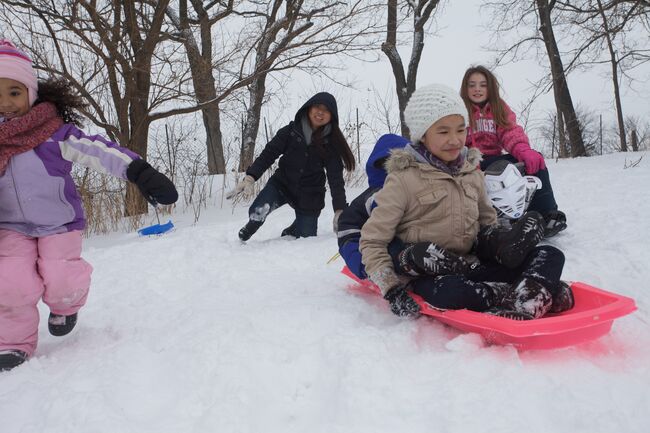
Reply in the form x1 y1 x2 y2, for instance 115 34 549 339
245 93 347 213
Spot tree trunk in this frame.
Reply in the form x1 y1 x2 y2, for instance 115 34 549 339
239 76 267 171
630 129 638 151
381 0 440 140
239 1 292 170
175 0 226 174
121 0 171 215
204 107 225 174
381 0 410 138
597 0 627 152
536 0 586 157
125 72 153 216
185 42 226 174
124 123 150 215
186 49 226 175
557 107 568 158
608 59 627 152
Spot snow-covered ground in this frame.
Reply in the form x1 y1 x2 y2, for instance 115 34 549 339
2 151 649 433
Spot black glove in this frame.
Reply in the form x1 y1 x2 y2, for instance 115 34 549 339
397 242 469 277
475 212 544 269
384 285 421 318
126 159 178 205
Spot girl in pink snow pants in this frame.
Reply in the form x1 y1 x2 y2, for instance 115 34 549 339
0 230 92 356
0 40 178 371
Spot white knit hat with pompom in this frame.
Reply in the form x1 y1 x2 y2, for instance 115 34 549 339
403 83 468 143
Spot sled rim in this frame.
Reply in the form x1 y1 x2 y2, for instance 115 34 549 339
341 266 637 350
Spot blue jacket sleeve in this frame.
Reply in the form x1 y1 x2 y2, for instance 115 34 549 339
340 241 366 279
337 187 377 279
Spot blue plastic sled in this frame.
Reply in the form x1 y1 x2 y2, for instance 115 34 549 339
137 220 174 236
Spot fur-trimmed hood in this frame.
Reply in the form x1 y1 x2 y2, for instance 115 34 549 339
359 142 496 293
385 145 483 174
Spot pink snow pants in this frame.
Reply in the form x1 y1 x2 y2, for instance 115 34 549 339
0 229 93 356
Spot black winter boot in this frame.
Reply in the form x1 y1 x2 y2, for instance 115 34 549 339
0 350 28 371
397 242 469 277
482 281 512 306
48 312 78 336
509 277 553 319
549 281 575 314
485 277 552 320
483 281 535 320
280 222 297 238
476 211 545 269
238 220 262 241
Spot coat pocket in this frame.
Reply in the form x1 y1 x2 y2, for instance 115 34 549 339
416 189 449 220
461 182 480 221
416 189 448 205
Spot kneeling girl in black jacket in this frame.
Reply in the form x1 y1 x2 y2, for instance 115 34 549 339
227 92 355 240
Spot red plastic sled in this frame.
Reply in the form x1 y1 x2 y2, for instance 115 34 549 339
341 266 636 350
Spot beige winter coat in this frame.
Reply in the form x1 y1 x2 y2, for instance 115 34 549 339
359 146 497 295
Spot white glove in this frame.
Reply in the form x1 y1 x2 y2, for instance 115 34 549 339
368 267 402 297
226 175 255 201
332 209 344 233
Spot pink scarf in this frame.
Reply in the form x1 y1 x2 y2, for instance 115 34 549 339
0 102 63 173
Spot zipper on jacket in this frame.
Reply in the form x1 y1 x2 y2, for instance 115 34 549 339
8 160 28 222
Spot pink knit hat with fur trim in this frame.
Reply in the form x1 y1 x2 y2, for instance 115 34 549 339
0 39 38 106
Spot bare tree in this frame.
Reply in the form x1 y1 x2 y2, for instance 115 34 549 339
165 0 234 174
557 0 650 152
238 0 289 172
237 0 383 170
538 104 608 156
624 114 649 150
485 0 586 157
382 0 441 139
594 0 629 150
536 0 587 156
166 1 383 173
1 0 196 215
366 84 402 137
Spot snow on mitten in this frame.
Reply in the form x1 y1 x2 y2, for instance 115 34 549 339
384 285 421 318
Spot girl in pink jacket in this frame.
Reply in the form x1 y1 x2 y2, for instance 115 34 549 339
460 65 566 237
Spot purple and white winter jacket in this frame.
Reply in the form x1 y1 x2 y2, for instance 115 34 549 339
0 123 140 237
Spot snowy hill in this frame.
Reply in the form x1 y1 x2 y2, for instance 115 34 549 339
2 151 649 433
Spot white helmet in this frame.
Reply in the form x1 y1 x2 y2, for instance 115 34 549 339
484 161 541 219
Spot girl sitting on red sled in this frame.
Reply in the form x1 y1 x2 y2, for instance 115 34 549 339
359 84 573 320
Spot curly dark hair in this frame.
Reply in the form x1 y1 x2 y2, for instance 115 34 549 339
35 77 87 126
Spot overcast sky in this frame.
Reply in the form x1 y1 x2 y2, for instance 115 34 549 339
421 0 650 120
284 0 650 142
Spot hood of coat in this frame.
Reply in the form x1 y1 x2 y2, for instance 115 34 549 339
385 145 483 175
294 92 339 125
365 134 409 188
